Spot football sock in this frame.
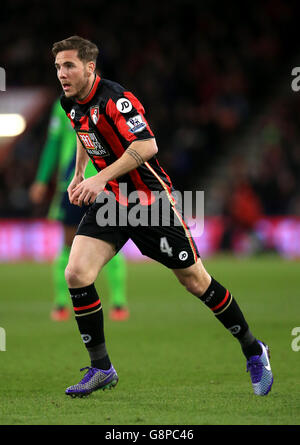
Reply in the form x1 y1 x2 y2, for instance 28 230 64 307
239 328 262 358
68 283 111 370
199 277 262 359
53 245 71 307
103 253 127 308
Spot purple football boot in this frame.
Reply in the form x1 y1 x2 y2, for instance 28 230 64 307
65 365 118 398
246 341 273 396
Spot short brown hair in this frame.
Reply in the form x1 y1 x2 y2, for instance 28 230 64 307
52 35 99 63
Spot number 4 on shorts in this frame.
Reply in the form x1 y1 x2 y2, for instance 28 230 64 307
160 237 173 257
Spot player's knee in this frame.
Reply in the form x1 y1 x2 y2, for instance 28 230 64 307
177 271 211 297
181 276 202 296
65 263 96 288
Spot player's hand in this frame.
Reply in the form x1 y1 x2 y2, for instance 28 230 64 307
67 175 85 205
29 182 48 204
70 174 107 207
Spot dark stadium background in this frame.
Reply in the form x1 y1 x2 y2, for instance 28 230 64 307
1 0 300 259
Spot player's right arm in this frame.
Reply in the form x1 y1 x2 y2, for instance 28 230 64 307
67 135 90 204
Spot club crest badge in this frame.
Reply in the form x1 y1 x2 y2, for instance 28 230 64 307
90 106 99 125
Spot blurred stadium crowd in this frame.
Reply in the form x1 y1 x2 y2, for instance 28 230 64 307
1 0 300 221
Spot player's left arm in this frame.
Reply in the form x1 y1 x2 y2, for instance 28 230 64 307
100 138 158 181
71 138 158 206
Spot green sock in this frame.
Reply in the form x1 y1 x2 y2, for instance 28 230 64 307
104 253 127 308
52 245 71 308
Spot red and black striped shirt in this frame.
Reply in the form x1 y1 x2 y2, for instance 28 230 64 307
60 74 174 206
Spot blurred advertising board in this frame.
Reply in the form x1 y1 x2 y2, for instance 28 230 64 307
0 217 300 262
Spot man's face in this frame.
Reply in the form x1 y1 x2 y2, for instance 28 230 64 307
55 49 93 99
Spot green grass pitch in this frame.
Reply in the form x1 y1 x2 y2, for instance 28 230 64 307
1 254 300 425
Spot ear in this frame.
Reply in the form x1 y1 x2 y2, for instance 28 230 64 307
87 61 96 75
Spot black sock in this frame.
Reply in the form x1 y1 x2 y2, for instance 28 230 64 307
199 277 262 359
239 329 262 359
69 283 111 370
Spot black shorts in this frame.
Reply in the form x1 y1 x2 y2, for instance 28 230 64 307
76 197 200 269
60 191 90 226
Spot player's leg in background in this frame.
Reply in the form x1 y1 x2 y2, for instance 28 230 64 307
50 190 90 321
52 228 130 322
172 257 273 395
51 224 76 321
103 252 129 321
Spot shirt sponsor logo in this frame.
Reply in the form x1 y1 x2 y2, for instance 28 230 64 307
90 105 99 125
77 131 109 157
116 97 133 113
126 114 146 134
